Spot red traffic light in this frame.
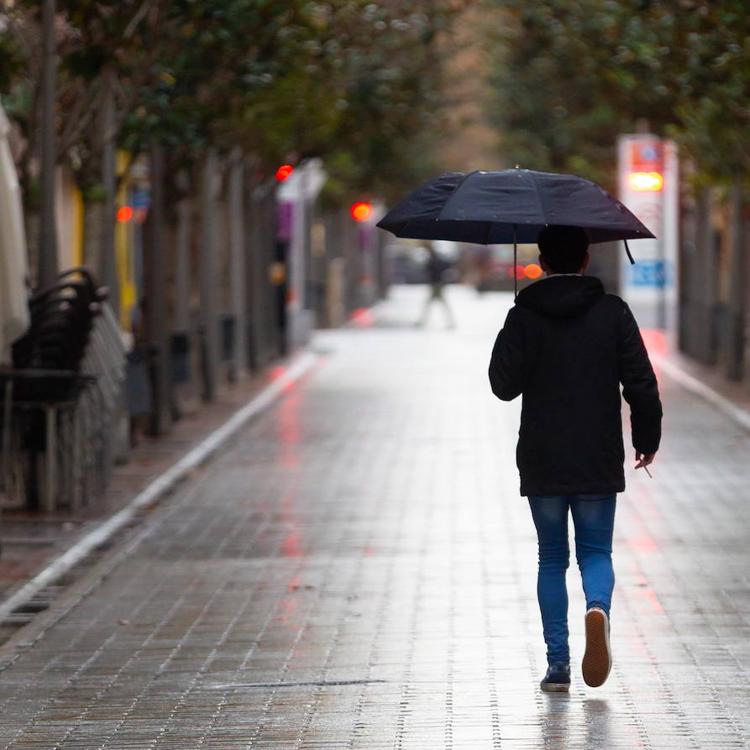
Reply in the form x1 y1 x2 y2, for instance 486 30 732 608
350 201 373 222
116 206 134 223
275 164 294 182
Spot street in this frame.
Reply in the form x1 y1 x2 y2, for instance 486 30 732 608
0 285 748 749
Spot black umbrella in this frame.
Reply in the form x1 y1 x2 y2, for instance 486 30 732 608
377 168 655 295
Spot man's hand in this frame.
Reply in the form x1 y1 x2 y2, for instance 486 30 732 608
634 452 656 469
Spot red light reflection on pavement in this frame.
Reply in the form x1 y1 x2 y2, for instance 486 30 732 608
278 392 301 468
268 365 296 394
280 484 304 560
281 488 304 567
640 328 668 359
278 389 303 559
628 533 658 554
277 595 299 627
282 528 303 558
642 587 664 613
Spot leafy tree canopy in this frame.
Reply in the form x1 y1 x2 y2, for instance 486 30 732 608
488 0 750 189
0 0 464 204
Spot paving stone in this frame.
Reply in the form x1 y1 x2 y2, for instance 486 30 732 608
0 286 748 748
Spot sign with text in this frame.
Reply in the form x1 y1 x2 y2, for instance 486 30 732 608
618 135 678 331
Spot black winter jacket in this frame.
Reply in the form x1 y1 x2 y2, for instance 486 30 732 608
488 275 662 497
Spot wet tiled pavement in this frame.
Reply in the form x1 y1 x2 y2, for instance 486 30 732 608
0 285 748 749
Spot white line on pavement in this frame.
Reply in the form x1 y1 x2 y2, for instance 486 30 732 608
653 354 750 433
0 351 318 626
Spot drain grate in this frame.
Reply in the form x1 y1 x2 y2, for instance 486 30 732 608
4 585 65 623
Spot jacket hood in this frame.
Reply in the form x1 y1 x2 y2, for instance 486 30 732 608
515 275 605 318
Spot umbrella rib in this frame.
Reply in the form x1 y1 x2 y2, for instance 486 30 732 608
435 170 480 220
527 170 550 226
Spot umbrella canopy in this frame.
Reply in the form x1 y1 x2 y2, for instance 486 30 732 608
377 168 655 246
0 103 29 362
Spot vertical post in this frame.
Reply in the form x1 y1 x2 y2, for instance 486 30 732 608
3 381 13 500
286 172 305 351
200 149 220 401
174 197 191 333
344 207 358 314
44 406 56 512
694 188 716 364
144 142 170 434
662 141 680 338
228 148 248 376
243 173 258 370
38 0 58 287
726 180 745 380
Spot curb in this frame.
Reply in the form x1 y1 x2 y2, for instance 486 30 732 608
653 354 750 434
0 351 318 627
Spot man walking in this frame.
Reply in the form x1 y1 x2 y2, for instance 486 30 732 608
488 225 662 691
418 243 455 328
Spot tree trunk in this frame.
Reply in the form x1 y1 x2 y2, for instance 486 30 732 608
174 198 191 333
228 148 247 378
692 188 716 364
200 149 220 401
38 0 58 287
244 175 260 370
143 142 170 435
726 180 745 381
82 199 104 278
99 67 119 318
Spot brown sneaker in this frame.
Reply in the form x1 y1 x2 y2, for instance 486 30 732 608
582 607 611 687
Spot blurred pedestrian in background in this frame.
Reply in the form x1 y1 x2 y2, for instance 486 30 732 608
418 243 455 328
488 225 662 693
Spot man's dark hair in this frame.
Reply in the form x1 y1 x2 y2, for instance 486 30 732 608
537 225 590 273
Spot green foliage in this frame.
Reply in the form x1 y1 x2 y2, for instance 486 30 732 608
488 0 750 188
0 0 461 205
0 30 25 94
121 0 460 200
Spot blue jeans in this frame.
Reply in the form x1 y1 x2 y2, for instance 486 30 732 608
528 494 616 664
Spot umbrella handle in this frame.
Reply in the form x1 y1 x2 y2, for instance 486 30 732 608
624 239 635 265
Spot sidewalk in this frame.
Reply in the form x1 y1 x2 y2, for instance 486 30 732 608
0 366 287 634
0 285 748 749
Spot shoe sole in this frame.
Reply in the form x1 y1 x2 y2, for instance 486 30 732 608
582 608 611 687
540 682 569 693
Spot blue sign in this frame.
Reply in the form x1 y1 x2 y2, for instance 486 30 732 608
131 188 150 209
630 259 667 288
